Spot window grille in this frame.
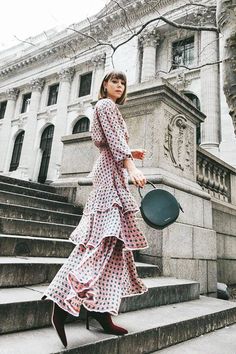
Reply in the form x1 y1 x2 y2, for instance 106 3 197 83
47 84 59 106
79 72 92 97
73 117 90 134
0 101 7 119
21 93 31 113
172 37 194 68
9 131 25 171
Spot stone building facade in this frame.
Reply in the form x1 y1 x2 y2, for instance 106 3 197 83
1 0 236 295
0 0 236 184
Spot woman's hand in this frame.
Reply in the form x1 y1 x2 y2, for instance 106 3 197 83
131 149 147 160
123 155 147 188
128 166 147 188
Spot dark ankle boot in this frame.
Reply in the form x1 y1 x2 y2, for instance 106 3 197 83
86 310 128 335
51 302 68 348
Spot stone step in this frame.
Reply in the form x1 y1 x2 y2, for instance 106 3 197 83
0 235 74 257
0 174 56 193
0 296 235 353
156 323 236 354
0 203 80 226
0 190 82 214
0 217 76 239
0 278 199 334
0 258 160 287
0 181 68 203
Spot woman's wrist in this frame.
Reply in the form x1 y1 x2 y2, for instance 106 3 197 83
123 157 136 172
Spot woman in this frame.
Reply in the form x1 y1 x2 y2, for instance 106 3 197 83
42 70 148 348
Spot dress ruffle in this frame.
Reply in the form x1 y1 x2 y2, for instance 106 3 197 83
83 183 138 215
44 237 148 316
70 204 148 251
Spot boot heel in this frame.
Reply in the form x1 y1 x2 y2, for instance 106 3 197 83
86 310 90 330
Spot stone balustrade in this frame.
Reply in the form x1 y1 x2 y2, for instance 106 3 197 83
197 146 236 203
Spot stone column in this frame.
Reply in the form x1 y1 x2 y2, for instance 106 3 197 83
0 88 19 173
17 78 45 179
91 54 106 101
47 67 74 182
139 28 160 82
217 0 236 137
200 8 221 155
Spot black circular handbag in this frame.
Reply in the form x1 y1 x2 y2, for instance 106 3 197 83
138 180 184 230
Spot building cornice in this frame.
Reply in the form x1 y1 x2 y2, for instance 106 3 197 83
0 0 198 79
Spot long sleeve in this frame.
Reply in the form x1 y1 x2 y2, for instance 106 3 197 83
93 99 133 166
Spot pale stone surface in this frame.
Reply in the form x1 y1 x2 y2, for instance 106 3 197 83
231 175 236 205
213 209 231 235
218 259 236 284
207 260 217 293
164 258 208 294
60 133 98 177
163 223 193 259
217 233 225 259
193 227 216 260
156 324 236 354
198 260 208 294
203 199 213 228
136 218 163 258
224 235 236 259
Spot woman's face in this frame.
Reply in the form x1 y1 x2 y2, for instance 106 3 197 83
103 76 125 102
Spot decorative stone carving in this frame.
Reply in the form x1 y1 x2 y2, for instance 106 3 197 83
30 78 45 92
18 116 25 129
91 53 106 67
164 112 194 171
45 108 54 123
173 72 191 91
193 6 216 26
139 28 160 48
145 115 154 159
5 88 19 101
58 67 75 82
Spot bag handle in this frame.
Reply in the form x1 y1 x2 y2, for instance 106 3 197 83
138 180 156 199
138 180 184 213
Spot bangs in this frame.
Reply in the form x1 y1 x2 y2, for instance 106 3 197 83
107 71 127 85
99 70 128 105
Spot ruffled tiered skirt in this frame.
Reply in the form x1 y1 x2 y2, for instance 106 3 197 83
43 149 149 316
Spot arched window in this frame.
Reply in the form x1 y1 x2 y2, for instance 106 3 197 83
73 117 90 134
183 92 201 145
9 131 25 171
184 92 201 111
38 125 54 183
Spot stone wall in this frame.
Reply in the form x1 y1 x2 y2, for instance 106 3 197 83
214 201 236 285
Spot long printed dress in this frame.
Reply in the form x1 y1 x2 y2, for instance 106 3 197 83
42 98 149 316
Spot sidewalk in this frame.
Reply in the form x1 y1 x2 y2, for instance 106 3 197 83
155 324 236 354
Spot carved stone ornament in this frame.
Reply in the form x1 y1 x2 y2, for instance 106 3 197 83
164 112 194 171
18 116 25 129
30 78 45 92
58 67 75 82
91 53 106 67
5 88 19 101
173 72 191 91
139 28 160 48
192 6 216 26
45 108 54 123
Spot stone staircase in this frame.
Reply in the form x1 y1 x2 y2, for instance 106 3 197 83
0 175 236 354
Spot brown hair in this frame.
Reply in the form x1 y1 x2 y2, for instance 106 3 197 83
99 70 127 105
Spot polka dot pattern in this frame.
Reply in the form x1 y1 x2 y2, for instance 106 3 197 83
43 98 149 316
